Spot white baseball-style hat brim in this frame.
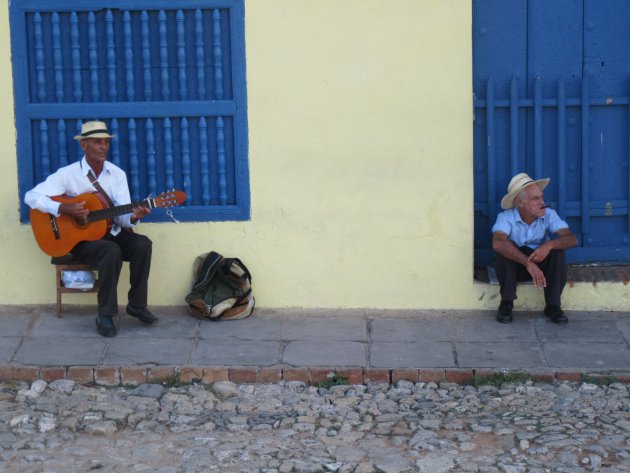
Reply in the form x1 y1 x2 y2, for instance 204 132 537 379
500 173 550 209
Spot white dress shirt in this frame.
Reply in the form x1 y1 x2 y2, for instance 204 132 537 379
24 157 138 236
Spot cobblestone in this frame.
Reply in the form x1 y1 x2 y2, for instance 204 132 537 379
0 379 629 472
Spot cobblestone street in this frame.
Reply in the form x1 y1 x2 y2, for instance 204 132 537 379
1 378 630 472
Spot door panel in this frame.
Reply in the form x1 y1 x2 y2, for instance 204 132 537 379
473 0 630 265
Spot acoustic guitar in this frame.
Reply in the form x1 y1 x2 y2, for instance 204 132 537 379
30 190 187 257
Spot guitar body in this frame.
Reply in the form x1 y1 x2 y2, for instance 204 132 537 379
30 193 110 257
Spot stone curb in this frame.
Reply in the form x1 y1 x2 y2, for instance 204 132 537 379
2 365 630 386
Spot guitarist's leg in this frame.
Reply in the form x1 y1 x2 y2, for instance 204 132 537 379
70 239 123 316
112 231 152 308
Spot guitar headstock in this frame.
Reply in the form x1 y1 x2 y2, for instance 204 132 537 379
154 190 187 208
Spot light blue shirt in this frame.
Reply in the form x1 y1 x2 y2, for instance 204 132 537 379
24 157 138 236
492 208 569 249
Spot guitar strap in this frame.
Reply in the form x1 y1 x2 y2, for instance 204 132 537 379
86 171 114 208
87 171 135 233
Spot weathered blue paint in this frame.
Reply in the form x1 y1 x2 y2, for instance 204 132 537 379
474 0 630 264
11 1 250 223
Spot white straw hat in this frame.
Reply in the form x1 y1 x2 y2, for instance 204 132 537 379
500 173 550 209
73 121 115 140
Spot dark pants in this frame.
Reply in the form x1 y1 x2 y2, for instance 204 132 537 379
494 245 567 306
70 230 152 317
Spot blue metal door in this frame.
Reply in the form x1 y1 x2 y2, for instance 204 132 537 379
474 0 630 265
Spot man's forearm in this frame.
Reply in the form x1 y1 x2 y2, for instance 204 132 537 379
548 233 577 250
493 240 530 266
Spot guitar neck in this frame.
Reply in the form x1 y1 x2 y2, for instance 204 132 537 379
87 198 154 223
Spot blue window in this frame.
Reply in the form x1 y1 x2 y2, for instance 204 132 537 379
10 0 249 223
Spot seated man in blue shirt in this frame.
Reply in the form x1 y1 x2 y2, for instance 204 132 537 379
492 173 577 324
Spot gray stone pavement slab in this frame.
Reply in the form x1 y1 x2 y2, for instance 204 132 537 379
454 342 545 369
30 312 103 338
192 340 281 366
535 319 626 342
103 337 193 365
281 316 367 341
370 318 453 342
0 313 34 336
0 337 22 363
114 313 200 339
370 341 455 368
543 342 630 369
450 314 538 342
13 337 107 365
199 315 285 340
283 341 366 367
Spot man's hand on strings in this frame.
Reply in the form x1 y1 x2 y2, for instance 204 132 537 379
131 205 151 223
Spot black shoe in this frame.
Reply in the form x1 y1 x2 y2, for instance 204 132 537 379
96 315 117 337
496 300 513 324
126 304 158 325
544 305 568 324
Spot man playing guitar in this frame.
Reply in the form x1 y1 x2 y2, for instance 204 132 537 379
25 121 157 337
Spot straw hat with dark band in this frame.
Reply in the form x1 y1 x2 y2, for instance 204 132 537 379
500 173 550 209
73 121 116 141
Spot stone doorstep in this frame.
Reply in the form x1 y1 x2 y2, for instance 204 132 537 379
2 365 630 387
475 264 630 286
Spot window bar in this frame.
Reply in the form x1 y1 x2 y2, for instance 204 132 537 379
199 117 210 205
164 118 174 190
146 118 157 195
106 10 117 101
142 11 152 101
181 117 192 204
213 9 224 100
195 10 206 100
57 119 67 168
123 11 136 101
76 120 83 160
581 76 590 237
486 78 496 221
40 120 50 178
510 76 518 175
534 76 542 179
176 10 187 100
34 13 46 102
52 12 64 102
129 118 140 202
110 119 120 167
217 117 228 205
557 77 567 218
88 12 100 101
159 11 170 100
70 12 82 102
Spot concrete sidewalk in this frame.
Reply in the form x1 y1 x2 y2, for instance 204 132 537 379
1 305 630 386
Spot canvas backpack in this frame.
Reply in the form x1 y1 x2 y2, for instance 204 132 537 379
185 251 255 320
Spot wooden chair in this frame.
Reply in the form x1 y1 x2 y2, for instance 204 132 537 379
51 255 100 317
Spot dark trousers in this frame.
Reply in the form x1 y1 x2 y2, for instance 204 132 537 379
70 230 152 316
494 245 567 306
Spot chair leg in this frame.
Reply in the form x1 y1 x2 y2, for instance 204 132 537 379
56 267 62 318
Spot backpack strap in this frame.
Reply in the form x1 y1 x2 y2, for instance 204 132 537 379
191 252 223 292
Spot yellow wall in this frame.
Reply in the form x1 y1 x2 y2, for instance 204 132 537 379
2 0 625 310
